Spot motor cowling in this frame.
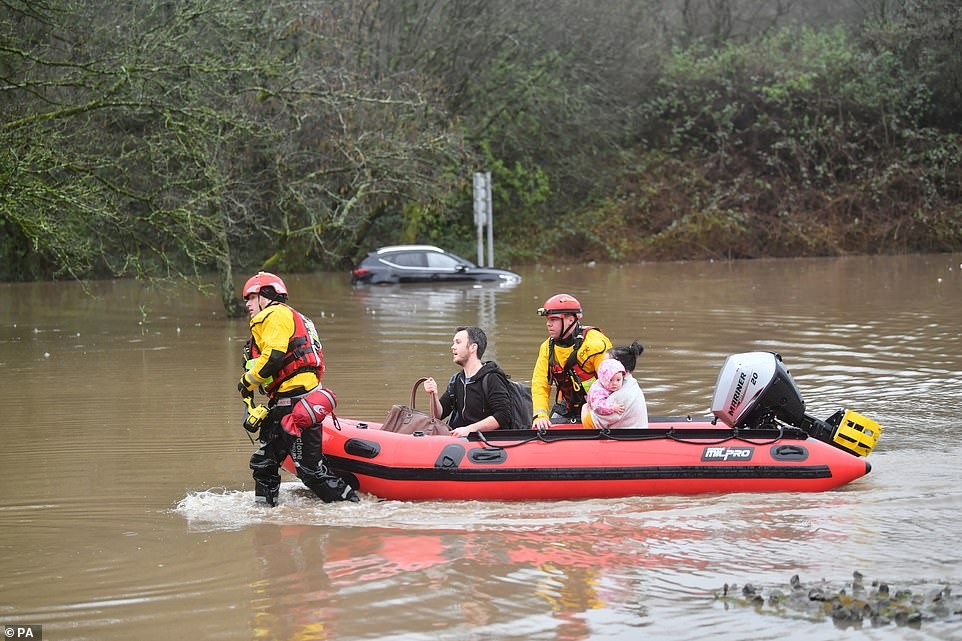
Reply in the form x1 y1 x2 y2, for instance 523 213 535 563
710 352 882 457
711 352 806 429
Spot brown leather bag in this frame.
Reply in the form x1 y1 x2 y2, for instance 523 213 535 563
381 377 451 435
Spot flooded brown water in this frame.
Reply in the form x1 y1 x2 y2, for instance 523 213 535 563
2 253 961 640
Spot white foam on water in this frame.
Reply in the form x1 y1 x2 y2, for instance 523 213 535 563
173 482 667 533
173 482 373 531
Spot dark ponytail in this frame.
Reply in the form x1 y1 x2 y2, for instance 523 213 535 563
608 341 644 373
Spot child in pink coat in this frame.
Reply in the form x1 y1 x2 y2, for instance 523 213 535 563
582 358 627 421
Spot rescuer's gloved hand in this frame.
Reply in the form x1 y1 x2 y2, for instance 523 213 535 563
238 373 257 397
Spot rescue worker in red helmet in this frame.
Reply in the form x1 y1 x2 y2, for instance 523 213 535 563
531 294 613 429
239 271 357 505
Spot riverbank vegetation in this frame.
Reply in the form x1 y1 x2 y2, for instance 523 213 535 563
3 0 960 311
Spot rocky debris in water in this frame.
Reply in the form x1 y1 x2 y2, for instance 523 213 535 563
715 572 962 630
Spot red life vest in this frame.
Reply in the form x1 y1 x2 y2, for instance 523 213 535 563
247 306 325 396
546 326 604 414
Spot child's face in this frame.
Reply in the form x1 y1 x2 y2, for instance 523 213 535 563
607 372 624 391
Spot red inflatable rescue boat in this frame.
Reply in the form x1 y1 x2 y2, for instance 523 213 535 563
282 352 883 501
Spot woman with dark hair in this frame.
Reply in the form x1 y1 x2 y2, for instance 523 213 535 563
607 341 644 373
582 341 648 429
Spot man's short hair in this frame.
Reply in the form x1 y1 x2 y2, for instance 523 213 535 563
456 326 487 359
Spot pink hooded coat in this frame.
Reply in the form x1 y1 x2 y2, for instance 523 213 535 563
588 359 649 429
587 359 627 415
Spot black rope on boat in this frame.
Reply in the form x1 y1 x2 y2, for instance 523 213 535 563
594 427 728 445
476 430 538 450
466 423 798 448
666 428 741 446
479 427 610 449
537 430 608 444
597 428 667 442
729 422 786 445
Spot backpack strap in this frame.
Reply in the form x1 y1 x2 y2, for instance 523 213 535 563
479 369 494 414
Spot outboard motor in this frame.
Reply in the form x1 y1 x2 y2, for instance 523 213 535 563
711 352 882 457
711 352 805 429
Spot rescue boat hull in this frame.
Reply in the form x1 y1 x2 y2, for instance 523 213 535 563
289 417 872 501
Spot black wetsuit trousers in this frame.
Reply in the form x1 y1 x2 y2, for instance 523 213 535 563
249 403 356 505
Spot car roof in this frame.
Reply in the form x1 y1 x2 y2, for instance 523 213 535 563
375 245 446 254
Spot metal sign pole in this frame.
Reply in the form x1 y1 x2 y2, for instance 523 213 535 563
473 173 484 265
485 171 493 268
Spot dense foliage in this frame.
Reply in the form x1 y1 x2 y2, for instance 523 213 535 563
2 0 960 311
598 24 962 261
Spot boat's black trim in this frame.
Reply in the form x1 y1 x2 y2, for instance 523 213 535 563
323 455 835 483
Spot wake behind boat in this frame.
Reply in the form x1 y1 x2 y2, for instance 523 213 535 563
281 352 883 501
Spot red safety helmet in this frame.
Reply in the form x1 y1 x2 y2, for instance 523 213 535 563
537 294 583 319
242 271 288 299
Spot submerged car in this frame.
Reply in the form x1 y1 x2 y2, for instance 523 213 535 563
351 245 521 285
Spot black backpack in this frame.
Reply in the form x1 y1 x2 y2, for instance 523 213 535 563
481 368 534 430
